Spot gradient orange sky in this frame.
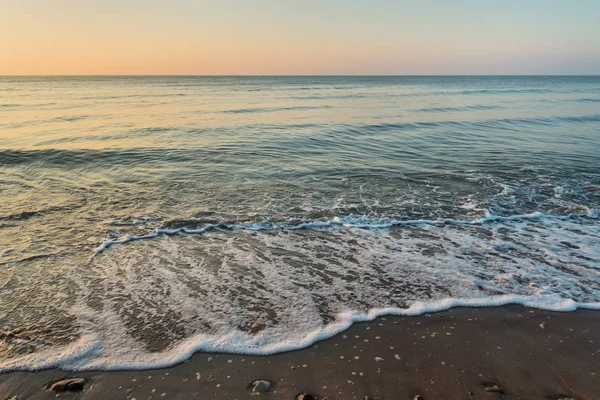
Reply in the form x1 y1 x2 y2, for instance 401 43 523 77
2 0 599 75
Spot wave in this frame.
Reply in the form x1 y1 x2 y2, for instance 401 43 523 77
288 87 558 100
49 115 90 123
2 209 599 372
74 93 187 101
2 294 599 372
0 148 197 166
221 105 331 114
447 88 553 95
332 114 600 135
415 104 501 113
575 98 600 103
93 211 591 255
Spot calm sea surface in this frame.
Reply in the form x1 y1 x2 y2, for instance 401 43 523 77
1 76 599 370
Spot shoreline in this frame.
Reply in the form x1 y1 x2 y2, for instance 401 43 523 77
2 305 600 399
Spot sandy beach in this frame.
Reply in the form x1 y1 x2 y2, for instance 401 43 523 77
1 305 598 399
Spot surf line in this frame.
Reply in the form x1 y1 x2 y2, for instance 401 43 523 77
91 211 580 256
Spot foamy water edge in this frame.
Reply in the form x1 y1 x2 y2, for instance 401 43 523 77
2 295 599 373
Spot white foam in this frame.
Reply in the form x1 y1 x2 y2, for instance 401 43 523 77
92 211 571 254
3 213 598 373
2 294 598 372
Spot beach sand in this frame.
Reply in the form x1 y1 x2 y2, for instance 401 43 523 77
1 305 599 399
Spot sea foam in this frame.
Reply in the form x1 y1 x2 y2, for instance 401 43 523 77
93 211 568 254
1 294 598 372
2 212 598 372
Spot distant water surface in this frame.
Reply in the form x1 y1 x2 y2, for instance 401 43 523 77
0 76 599 370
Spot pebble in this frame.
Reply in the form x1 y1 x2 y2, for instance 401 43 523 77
251 380 272 393
49 378 85 392
484 385 503 393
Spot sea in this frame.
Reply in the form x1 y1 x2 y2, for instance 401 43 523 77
0 76 599 371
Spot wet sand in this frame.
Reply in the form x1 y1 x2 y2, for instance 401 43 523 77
1 305 599 399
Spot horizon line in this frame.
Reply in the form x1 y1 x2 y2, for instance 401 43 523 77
1 74 600 78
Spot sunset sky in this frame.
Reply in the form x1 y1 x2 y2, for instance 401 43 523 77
1 0 599 75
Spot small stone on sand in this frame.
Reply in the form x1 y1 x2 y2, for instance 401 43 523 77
484 385 503 393
50 378 85 392
252 379 272 393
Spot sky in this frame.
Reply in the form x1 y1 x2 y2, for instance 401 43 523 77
1 0 599 75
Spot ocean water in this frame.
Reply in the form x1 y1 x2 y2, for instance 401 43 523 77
0 76 599 371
